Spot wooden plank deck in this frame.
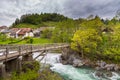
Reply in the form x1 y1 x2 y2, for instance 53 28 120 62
0 44 69 62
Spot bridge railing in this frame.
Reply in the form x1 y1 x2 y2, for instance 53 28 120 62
0 43 69 57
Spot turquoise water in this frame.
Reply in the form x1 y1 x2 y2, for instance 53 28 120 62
51 63 120 80
51 64 96 80
34 53 120 80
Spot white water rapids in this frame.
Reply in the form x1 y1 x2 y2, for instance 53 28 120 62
0 49 119 80
34 53 120 80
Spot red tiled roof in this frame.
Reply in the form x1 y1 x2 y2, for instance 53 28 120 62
10 28 20 33
0 26 7 29
18 28 32 35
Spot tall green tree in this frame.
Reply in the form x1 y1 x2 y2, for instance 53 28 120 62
52 19 78 43
71 29 102 58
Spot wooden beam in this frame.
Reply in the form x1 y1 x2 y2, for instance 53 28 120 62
33 51 45 60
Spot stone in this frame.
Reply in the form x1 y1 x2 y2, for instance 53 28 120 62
95 71 104 78
105 72 113 77
105 64 115 71
95 67 101 71
0 64 6 78
110 64 115 71
107 67 111 71
96 61 101 66
73 59 83 67
100 61 106 68
62 60 68 65
5 58 22 72
67 55 74 64
114 65 119 71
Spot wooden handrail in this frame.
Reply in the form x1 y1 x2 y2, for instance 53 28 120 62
0 43 69 61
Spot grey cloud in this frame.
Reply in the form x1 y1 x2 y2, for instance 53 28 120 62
63 0 120 18
0 0 120 26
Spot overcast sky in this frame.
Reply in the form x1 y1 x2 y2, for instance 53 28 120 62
0 0 120 26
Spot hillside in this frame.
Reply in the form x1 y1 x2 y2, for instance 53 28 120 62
12 21 60 29
11 13 70 28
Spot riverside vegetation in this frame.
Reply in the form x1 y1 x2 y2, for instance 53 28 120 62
0 13 120 79
8 61 62 80
10 13 120 63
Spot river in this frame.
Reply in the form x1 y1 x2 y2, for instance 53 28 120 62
33 53 120 80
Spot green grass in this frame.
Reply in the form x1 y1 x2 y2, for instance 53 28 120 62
0 38 52 44
41 21 59 27
0 39 20 44
32 38 52 44
12 21 59 29
0 38 52 45
13 23 39 29
17 38 52 44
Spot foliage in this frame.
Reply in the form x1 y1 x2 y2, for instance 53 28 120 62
11 70 39 80
10 61 62 80
0 38 51 44
52 19 78 43
22 61 40 72
41 29 52 39
10 61 40 80
98 23 120 63
79 16 104 30
71 18 120 62
0 33 7 42
25 37 33 44
39 69 63 80
12 13 68 26
71 29 102 58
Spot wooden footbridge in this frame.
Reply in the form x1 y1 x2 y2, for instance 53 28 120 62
0 43 69 62
0 43 69 78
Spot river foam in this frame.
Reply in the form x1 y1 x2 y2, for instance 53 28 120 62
33 53 120 80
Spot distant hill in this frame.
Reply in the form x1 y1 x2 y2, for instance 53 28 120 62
11 13 70 28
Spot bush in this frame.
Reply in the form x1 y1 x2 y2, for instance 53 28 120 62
22 61 40 72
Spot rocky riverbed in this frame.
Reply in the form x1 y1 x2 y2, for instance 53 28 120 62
33 52 120 80
60 49 120 78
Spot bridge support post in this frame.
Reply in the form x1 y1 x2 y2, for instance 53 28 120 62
22 53 33 61
0 63 6 79
4 58 22 73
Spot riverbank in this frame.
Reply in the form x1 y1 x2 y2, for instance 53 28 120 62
38 53 120 80
59 49 120 78
1 59 63 80
3 52 120 80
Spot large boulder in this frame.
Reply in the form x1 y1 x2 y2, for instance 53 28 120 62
105 72 113 77
67 54 75 64
95 71 104 78
95 67 102 71
105 64 115 71
73 59 83 67
100 61 106 68
114 65 119 71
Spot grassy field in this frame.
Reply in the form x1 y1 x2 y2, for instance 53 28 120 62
12 21 59 29
0 38 52 45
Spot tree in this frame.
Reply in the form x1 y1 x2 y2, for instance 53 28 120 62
0 33 7 42
71 29 102 58
80 15 104 30
52 19 77 43
87 14 94 20
41 29 52 39
12 13 69 27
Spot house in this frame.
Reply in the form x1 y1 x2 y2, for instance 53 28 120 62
10 28 34 38
0 26 8 33
33 27 55 37
10 28 20 38
0 26 10 38
18 28 34 38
